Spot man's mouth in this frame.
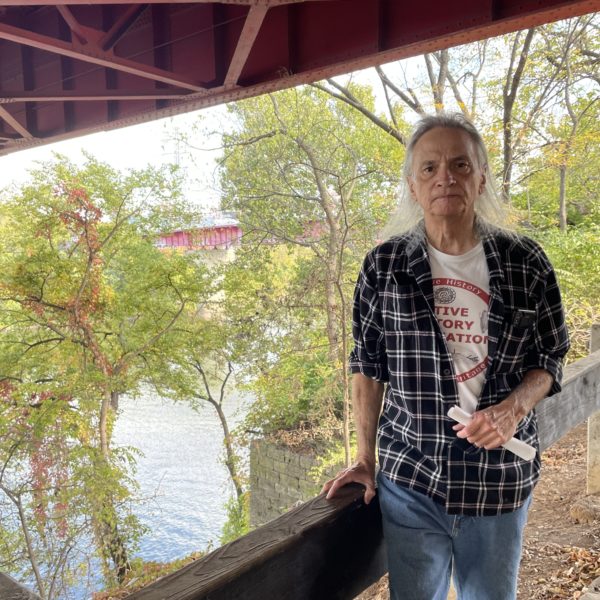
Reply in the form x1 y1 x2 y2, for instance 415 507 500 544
434 194 461 201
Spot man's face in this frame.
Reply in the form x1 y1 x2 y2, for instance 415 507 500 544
407 127 486 222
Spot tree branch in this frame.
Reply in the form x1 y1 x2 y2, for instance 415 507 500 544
311 79 406 145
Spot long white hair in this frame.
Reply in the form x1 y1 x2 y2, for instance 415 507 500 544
381 113 510 239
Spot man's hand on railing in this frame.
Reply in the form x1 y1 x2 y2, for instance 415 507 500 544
321 459 377 504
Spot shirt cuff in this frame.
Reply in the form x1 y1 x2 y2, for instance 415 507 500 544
525 353 564 396
349 361 389 383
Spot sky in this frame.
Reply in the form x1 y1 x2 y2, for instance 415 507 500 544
0 104 228 210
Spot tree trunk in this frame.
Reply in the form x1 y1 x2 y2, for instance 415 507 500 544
502 28 536 202
98 512 131 584
97 388 130 583
300 138 341 366
99 390 111 460
295 136 345 419
7 488 47 599
336 281 352 467
324 267 340 365
424 50 448 112
110 391 120 411
212 399 244 500
502 119 514 202
558 163 568 231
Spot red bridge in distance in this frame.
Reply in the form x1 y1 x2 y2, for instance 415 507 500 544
157 212 242 251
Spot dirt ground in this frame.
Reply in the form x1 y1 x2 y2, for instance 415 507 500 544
358 422 600 599
519 422 600 599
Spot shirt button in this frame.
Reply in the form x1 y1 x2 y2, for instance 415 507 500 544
443 369 451 375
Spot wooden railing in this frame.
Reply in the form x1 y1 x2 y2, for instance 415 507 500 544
4 349 600 600
537 349 600 453
127 349 600 600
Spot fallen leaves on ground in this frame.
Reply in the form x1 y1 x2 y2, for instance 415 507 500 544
541 442 586 469
525 543 600 599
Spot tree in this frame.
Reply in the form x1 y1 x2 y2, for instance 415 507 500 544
540 17 599 230
509 16 599 232
314 16 599 205
149 305 247 504
209 85 403 465
0 156 211 595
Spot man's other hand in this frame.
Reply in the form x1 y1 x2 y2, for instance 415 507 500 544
321 460 377 504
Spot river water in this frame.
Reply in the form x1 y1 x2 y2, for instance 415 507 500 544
9 390 251 598
113 390 251 562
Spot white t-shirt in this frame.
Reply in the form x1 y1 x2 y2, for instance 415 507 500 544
428 242 490 414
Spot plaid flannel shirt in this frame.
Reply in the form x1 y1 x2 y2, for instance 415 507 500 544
349 223 570 516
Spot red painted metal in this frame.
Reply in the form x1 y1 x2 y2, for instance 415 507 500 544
0 0 597 155
157 224 242 250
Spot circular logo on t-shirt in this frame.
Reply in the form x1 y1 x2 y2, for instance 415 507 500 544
434 286 456 304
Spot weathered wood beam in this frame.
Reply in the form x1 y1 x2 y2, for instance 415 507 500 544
58 14 75 132
0 22 206 92
127 482 386 600
587 325 600 493
2 0 598 158
223 5 269 88
0 0 319 5
537 349 600 452
20 43 38 138
151 4 170 111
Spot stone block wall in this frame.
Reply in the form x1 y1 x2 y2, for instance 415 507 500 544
249 439 342 527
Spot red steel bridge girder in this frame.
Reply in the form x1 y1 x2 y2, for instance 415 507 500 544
0 0 597 155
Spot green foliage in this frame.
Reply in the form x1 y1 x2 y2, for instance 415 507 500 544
513 99 600 230
212 85 403 445
309 435 357 484
220 85 403 245
525 225 600 361
243 335 337 434
220 491 250 546
92 550 206 599
0 386 145 596
0 155 212 596
0 156 209 395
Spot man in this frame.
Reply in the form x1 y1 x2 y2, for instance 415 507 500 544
322 113 569 600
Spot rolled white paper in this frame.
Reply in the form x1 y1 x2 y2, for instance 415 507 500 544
447 405 537 462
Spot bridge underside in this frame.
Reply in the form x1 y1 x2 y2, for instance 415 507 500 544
0 0 597 156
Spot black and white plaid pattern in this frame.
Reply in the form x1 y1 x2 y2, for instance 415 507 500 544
349 223 570 516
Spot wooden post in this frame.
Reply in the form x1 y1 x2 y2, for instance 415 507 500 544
587 324 600 494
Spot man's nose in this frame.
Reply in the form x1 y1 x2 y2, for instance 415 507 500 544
436 165 456 186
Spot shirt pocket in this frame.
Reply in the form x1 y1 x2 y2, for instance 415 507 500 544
494 307 536 373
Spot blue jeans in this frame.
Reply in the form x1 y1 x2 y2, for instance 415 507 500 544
377 471 531 600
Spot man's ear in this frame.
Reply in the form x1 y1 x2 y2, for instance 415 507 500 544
478 165 487 194
407 176 416 198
